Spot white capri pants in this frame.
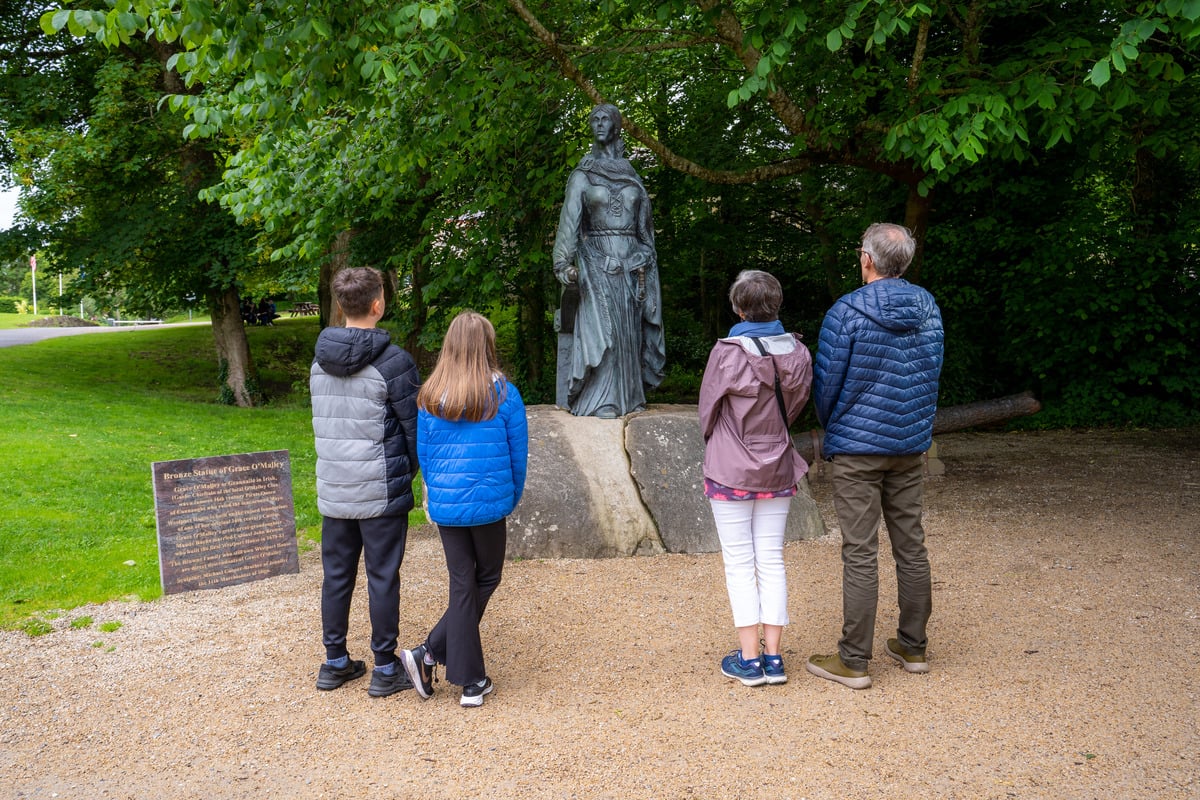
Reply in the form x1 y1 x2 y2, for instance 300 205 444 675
710 496 792 628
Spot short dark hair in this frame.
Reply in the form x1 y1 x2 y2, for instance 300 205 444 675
728 270 783 322
332 267 383 318
861 223 916 278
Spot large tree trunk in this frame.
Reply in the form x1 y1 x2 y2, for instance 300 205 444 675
517 278 546 389
903 183 931 284
151 37 261 406
319 230 355 328
404 247 429 365
209 283 258 407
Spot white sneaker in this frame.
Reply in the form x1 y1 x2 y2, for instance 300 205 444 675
460 677 493 707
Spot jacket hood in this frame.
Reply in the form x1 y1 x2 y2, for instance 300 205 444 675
843 278 937 333
314 326 393 377
712 333 810 395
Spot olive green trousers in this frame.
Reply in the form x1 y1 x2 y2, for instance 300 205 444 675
828 453 932 670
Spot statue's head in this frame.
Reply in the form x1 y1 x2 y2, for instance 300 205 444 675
589 104 623 150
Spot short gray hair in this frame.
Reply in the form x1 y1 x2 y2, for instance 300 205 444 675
728 270 782 322
861 223 916 278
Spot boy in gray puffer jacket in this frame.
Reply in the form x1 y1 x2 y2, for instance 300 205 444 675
309 267 420 697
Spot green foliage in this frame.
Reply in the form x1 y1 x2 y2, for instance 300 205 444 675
925 116 1200 427
0 296 23 313
12 0 1200 426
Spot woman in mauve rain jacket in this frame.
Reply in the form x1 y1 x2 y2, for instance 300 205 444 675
699 270 812 688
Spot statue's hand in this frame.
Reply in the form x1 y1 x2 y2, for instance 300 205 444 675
558 266 579 285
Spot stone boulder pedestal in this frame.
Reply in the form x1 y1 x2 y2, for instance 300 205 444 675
505 405 825 559
625 406 824 553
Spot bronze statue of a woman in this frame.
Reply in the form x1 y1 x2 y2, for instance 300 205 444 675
552 104 666 418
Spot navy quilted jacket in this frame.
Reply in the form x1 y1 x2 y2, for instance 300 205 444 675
814 278 944 456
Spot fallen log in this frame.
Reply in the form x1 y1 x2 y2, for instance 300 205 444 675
793 390 1042 464
932 390 1043 434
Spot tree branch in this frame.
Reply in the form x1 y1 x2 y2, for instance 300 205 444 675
908 16 930 96
504 0 922 187
562 36 721 54
504 0 823 183
694 0 813 138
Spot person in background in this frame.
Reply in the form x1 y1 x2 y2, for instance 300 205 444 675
257 298 279 326
699 270 812 687
806 222 944 690
309 267 420 697
402 311 528 708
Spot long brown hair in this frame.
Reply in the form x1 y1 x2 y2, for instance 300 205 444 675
417 311 506 422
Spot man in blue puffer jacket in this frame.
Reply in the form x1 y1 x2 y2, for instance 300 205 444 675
806 222 944 690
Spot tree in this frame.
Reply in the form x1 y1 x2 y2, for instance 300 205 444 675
29 1 1200 421
4 0 262 404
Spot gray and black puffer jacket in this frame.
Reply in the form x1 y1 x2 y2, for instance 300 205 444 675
310 326 420 519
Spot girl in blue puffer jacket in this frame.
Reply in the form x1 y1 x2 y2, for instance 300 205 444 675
401 311 528 708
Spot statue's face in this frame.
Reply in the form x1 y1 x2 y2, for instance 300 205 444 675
589 111 619 145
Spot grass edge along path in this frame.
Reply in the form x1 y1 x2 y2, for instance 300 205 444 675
0 320 424 633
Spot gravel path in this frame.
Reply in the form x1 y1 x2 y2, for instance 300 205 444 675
2 429 1198 799
0 321 209 348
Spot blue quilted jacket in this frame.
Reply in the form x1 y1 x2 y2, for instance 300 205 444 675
417 380 529 527
814 278 944 456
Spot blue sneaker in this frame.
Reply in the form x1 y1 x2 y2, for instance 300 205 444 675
720 650 766 687
762 654 787 684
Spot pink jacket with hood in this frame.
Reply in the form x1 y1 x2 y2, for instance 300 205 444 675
699 332 812 492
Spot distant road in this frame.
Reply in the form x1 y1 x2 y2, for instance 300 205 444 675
0 321 210 348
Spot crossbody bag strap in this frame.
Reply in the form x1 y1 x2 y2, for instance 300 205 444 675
749 337 789 430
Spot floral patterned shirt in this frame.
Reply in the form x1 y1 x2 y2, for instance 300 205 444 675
704 478 797 501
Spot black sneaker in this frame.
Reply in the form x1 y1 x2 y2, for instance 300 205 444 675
316 659 366 691
460 677 493 707
367 664 414 697
401 645 436 699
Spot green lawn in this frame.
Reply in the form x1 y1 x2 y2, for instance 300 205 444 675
0 312 44 329
0 318 422 632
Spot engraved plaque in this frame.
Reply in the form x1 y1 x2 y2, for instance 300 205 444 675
152 450 299 595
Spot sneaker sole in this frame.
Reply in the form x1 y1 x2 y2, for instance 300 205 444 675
367 683 409 698
316 664 366 691
885 644 930 674
763 673 788 685
721 667 768 687
804 661 871 689
460 682 494 707
401 650 433 699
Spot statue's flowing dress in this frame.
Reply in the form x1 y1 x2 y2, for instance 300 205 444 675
552 155 666 416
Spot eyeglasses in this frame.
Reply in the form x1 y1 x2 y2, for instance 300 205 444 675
855 246 875 260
